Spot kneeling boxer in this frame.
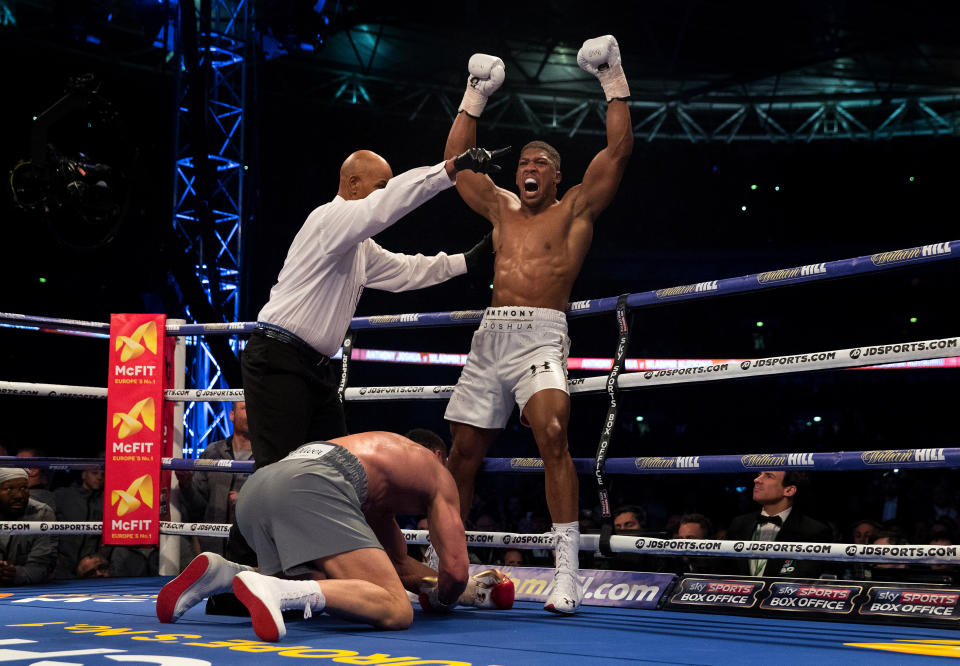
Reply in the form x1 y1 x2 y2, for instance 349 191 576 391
157 432 513 642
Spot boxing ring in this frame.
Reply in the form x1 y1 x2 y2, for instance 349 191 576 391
1 239 960 664
3 577 960 665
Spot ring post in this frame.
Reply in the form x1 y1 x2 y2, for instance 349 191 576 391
160 319 186 575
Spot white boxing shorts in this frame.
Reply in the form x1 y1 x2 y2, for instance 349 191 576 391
444 306 570 429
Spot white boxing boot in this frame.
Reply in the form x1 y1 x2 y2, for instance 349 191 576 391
544 521 582 614
233 571 326 642
157 552 253 623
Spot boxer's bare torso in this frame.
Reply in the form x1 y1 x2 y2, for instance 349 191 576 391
331 431 448 516
329 432 467 591
489 182 592 311
446 104 632 312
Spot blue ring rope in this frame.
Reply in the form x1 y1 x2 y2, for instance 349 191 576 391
2 447 954 474
2 240 956 335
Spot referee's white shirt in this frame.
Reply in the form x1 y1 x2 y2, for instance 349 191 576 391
257 162 467 356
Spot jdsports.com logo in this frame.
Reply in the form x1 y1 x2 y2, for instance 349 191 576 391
644 371 654 379
188 523 230 534
635 538 646 549
740 361 751 370
115 321 158 362
38 522 101 533
845 545 858 556
502 534 553 546
734 542 745 553
850 348 862 359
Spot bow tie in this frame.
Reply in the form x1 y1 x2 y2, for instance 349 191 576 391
756 515 782 527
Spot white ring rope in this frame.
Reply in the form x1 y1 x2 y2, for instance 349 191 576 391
0 522 955 565
0 521 230 538
2 334 956 402
403 531 960 566
0 382 107 399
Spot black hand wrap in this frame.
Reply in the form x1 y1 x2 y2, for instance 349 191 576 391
464 231 493 274
453 146 511 174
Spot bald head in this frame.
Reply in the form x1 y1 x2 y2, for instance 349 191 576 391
337 150 393 200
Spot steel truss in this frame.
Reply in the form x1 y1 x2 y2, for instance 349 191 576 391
284 25 960 143
316 80 960 142
172 0 249 454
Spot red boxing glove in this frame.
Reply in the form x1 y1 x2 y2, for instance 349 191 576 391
461 569 515 610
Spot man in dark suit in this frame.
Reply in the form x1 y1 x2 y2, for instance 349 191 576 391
669 513 725 575
725 470 832 579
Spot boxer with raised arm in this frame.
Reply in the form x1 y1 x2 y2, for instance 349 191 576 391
157 432 513 642
443 36 634 614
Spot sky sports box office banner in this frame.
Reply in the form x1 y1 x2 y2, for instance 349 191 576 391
665 575 960 627
104 314 174 545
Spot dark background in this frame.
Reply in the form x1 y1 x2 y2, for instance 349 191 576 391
0 1 957 530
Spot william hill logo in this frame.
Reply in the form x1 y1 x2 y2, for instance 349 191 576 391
655 281 718 300
757 263 826 284
870 243 950 267
112 397 155 439
368 314 419 325
115 321 158 362
861 449 945 465
741 453 815 468
510 458 544 469
634 456 700 470
449 310 482 320
111 474 154 517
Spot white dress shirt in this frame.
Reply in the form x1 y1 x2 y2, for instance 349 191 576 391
257 162 467 355
750 506 792 577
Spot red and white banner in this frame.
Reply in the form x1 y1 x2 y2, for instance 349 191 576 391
103 314 167 545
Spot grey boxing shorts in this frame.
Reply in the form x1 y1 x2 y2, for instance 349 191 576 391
235 442 382 576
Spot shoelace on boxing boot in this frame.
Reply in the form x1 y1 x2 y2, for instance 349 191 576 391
279 589 322 619
554 530 575 572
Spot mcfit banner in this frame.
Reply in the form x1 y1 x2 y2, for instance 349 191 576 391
104 314 166 545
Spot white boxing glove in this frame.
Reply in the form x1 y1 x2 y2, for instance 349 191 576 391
458 569 515 610
577 35 630 102
459 53 505 118
424 544 439 571
418 576 456 613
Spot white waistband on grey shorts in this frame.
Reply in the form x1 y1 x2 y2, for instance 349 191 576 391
285 442 367 505
481 306 566 325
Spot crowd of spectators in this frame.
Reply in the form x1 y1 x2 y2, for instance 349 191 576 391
0 450 160 586
403 456 959 585
0 402 260 586
2 426 956 587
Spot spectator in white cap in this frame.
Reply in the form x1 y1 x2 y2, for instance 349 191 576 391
0 468 57 585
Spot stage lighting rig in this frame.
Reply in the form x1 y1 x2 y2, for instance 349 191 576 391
9 73 132 250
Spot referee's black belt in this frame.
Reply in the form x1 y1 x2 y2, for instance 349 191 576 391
255 323 331 366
